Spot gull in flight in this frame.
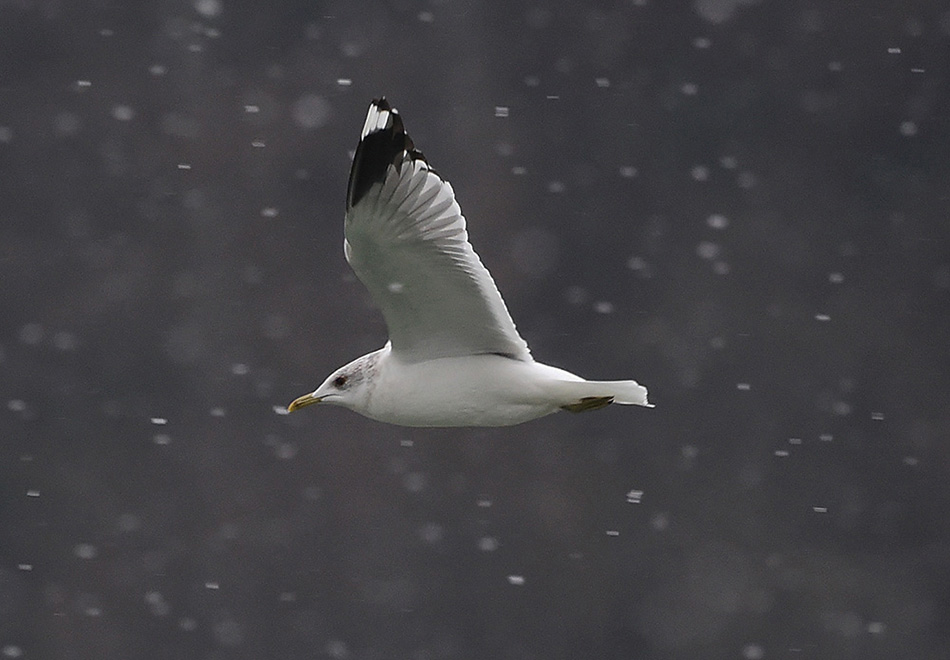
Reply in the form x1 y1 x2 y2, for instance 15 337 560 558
287 98 651 426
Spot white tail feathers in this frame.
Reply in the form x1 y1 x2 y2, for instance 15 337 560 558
548 379 653 408
586 380 652 407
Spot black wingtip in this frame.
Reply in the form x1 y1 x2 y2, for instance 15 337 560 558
346 98 428 211
346 98 403 210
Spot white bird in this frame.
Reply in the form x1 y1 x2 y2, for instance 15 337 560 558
287 98 652 427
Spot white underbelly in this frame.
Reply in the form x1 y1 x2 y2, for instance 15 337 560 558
364 354 572 427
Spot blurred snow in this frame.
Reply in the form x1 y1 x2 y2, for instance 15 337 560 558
695 0 760 24
292 94 332 129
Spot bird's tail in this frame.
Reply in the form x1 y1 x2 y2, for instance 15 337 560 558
548 379 653 411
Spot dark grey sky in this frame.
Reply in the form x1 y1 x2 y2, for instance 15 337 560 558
1 1 949 658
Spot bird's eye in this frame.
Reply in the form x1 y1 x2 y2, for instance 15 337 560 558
333 375 347 388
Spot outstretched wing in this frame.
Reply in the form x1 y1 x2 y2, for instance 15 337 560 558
343 98 531 364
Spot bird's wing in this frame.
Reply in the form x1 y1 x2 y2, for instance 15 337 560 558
342 98 531 364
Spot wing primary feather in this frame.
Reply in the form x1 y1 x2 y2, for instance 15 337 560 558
347 98 432 211
347 99 403 210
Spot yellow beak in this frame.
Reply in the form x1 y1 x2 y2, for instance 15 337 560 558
287 393 323 413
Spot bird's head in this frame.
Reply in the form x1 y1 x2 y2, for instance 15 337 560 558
286 351 382 413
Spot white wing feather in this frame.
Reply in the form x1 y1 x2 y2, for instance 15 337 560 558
343 99 531 363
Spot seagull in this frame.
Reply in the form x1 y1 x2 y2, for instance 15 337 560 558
287 98 651 427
